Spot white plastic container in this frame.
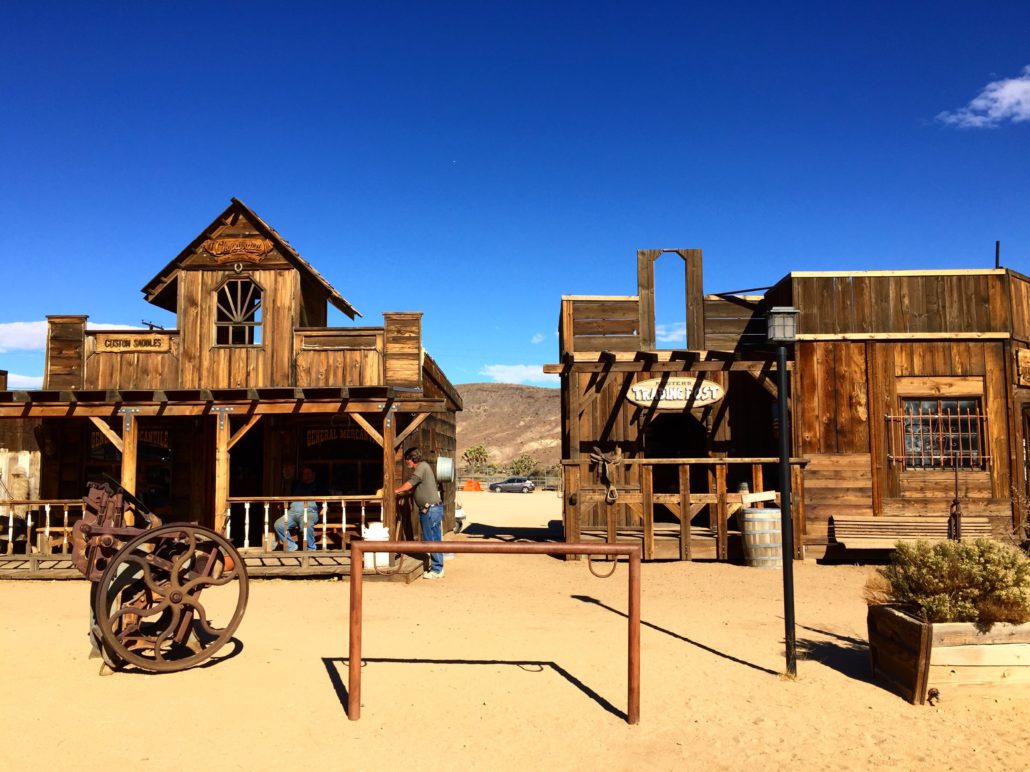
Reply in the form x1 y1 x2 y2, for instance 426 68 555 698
361 521 390 569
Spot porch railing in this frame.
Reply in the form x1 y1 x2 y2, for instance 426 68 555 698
0 499 86 555
225 495 385 551
562 456 808 560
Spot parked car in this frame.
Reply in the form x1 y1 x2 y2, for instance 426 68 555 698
489 476 535 493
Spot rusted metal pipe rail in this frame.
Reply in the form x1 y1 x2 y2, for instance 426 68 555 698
348 540 641 724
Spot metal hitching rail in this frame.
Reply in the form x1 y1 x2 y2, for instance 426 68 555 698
348 540 642 724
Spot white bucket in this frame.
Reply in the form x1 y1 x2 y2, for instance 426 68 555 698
436 456 455 482
362 522 390 569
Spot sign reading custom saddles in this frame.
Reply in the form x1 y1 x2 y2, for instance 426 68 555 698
94 333 172 353
627 377 725 410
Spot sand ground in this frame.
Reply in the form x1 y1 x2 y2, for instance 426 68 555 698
2 490 1028 771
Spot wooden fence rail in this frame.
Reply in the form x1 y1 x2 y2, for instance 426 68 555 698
562 457 808 560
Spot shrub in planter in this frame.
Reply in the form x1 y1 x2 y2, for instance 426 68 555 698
865 539 1030 704
865 538 1030 627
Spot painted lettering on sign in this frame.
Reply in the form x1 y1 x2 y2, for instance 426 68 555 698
626 377 725 410
94 334 172 353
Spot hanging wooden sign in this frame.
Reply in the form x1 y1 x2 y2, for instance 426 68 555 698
627 377 725 410
202 237 274 263
94 333 171 353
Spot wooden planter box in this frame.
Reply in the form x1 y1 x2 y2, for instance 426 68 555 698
867 604 1030 704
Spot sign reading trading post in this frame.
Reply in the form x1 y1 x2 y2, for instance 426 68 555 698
627 377 725 410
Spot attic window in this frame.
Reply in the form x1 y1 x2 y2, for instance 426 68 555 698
215 278 262 345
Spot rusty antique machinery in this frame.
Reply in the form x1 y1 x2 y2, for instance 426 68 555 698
71 477 248 672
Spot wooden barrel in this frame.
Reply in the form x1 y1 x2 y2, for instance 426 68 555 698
741 508 782 568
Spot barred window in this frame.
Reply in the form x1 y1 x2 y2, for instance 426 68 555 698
215 278 262 345
888 398 987 470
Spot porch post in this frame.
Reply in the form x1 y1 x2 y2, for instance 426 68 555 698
214 409 231 533
382 411 397 537
119 409 139 526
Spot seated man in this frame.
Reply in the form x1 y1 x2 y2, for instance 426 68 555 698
273 466 322 551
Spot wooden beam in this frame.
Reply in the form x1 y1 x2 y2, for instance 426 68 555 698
120 411 138 526
681 249 705 350
394 412 430 449
797 332 1010 341
715 465 728 561
213 410 231 533
89 417 122 453
351 412 384 448
228 414 262 451
678 464 691 561
382 413 397 539
742 363 779 399
642 464 654 560
637 249 659 350
791 268 1005 278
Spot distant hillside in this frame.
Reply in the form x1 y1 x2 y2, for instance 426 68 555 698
455 383 561 472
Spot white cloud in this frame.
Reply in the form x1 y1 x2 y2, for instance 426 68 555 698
937 66 1030 128
480 364 559 386
0 321 48 353
0 321 144 353
6 373 44 389
655 322 687 345
531 333 544 344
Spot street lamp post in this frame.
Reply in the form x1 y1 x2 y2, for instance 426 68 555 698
767 306 800 677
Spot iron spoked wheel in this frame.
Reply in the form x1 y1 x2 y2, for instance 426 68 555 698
91 524 249 673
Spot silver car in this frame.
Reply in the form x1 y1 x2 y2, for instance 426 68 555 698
489 476 535 493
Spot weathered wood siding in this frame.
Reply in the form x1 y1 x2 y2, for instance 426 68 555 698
83 332 180 390
795 341 870 455
703 296 766 351
178 268 296 388
559 297 641 355
799 338 1015 542
792 271 1009 335
44 316 87 389
294 329 384 387
1009 272 1030 344
383 313 422 388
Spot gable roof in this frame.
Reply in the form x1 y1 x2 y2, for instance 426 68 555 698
141 198 360 318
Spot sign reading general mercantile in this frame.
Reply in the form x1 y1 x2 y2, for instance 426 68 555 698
627 377 725 410
94 334 172 353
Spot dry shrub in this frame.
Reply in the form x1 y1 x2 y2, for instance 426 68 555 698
864 539 1030 627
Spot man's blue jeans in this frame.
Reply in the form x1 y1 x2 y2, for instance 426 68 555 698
419 502 444 573
274 502 319 551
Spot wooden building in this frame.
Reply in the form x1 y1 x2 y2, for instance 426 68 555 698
547 250 1029 561
0 199 460 575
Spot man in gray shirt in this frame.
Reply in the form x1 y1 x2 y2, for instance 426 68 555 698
394 446 444 579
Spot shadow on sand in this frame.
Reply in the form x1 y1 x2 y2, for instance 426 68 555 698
571 594 779 676
795 623 873 684
459 520 564 545
321 656 626 720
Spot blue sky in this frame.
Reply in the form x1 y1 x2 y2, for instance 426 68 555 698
2 2 1029 389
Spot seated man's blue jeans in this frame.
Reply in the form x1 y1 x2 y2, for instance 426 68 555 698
419 502 444 573
274 502 319 551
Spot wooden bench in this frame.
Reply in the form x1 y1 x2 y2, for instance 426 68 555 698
828 514 994 550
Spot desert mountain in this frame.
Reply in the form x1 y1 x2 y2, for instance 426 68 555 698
455 383 561 472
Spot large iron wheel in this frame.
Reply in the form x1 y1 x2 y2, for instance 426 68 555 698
91 524 248 672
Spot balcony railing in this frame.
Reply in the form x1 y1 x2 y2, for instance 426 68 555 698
225 495 384 551
0 499 86 555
